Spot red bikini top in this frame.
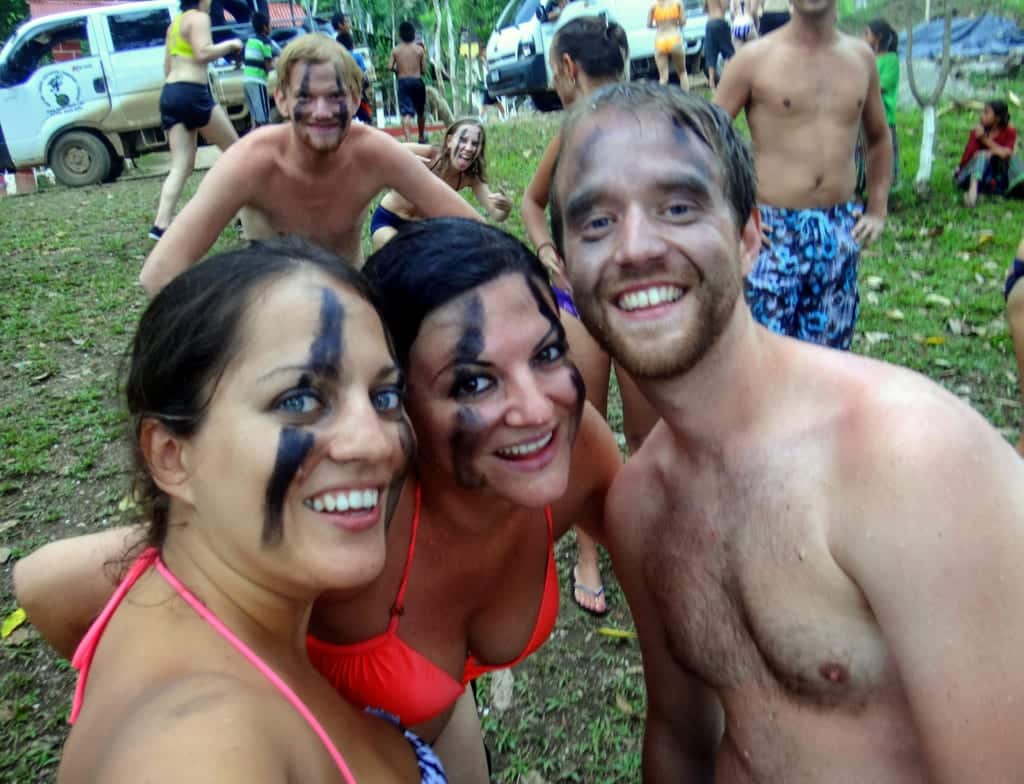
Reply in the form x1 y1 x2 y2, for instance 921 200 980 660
306 486 560 728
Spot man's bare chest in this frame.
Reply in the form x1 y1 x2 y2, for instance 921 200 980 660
751 54 869 127
645 479 895 709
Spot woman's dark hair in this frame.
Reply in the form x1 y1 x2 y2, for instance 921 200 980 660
552 15 629 80
399 20 416 43
126 237 384 551
988 100 1011 128
180 0 201 11
362 218 553 369
866 18 898 53
430 118 488 184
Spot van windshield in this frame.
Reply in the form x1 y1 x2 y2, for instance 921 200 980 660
496 0 540 29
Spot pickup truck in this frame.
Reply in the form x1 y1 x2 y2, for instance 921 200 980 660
0 0 258 186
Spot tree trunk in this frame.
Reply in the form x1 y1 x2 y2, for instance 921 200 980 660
905 0 953 195
431 0 447 108
445 0 459 113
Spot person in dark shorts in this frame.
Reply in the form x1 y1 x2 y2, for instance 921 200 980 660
152 0 242 240
704 0 733 90
390 21 428 142
758 0 791 35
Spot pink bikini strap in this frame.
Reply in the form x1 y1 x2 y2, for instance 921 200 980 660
151 556 358 784
389 484 421 622
69 548 159 723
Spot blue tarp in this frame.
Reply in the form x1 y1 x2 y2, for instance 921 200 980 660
897 14 1024 59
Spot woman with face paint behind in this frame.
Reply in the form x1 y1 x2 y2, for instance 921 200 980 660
370 118 513 250
30 239 446 784
15 223 622 783
521 15 659 617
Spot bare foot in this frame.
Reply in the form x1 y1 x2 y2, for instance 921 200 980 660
964 188 978 208
572 561 608 616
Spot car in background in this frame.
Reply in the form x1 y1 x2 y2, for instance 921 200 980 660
484 0 706 110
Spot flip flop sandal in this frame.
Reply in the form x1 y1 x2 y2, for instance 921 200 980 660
571 565 610 618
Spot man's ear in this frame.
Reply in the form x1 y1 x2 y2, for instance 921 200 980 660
274 87 290 119
560 52 577 81
139 419 195 507
739 207 762 275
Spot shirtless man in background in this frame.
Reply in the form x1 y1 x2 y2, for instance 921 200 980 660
140 34 478 296
390 21 429 142
715 0 892 350
551 82 1024 783
703 0 733 91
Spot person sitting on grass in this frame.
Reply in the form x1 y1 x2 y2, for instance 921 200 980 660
955 100 1017 208
370 118 512 249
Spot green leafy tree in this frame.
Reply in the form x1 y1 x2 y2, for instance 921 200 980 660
1 0 30 45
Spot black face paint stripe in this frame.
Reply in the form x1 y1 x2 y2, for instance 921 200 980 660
311 287 344 379
263 427 315 544
454 293 486 363
450 406 487 489
526 275 585 433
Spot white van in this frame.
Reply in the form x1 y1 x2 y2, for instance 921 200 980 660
484 0 706 110
0 0 252 187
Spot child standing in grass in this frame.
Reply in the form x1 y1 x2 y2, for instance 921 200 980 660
858 18 899 191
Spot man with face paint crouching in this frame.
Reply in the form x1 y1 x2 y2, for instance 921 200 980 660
139 34 482 296
550 82 1024 783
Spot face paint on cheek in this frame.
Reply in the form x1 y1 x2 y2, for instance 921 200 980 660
263 427 316 545
450 406 488 489
291 63 313 123
334 73 350 126
310 287 344 378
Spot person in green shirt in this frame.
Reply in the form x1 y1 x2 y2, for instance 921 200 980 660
242 12 278 127
857 17 899 192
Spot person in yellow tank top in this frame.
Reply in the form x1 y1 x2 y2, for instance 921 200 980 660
647 0 688 90
151 0 242 240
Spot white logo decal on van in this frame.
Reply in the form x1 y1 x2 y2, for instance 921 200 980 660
39 71 82 114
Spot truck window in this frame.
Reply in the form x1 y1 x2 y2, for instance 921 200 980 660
108 8 172 52
495 0 541 29
0 19 90 87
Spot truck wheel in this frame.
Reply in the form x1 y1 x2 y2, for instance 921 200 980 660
49 131 111 187
530 91 563 113
103 155 125 184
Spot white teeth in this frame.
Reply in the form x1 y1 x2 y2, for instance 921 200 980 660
305 488 380 513
497 431 554 458
618 286 683 312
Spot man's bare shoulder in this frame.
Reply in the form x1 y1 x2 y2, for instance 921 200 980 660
216 126 287 176
835 28 877 65
604 424 672 549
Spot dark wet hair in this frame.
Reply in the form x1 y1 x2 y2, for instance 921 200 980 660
362 218 553 369
180 0 201 10
866 18 898 53
332 11 350 28
399 20 416 43
430 118 488 184
338 30 355 50
552 15 629 80
252 11 269 33
550 82 757 248
988 100 1011 128
126 237 385 551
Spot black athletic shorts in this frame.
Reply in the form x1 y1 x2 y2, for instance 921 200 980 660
704 18 734 72
759 10 790 35
160 81 215 131
397 76 426 117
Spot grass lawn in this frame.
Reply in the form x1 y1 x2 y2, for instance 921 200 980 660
1 79 1023 782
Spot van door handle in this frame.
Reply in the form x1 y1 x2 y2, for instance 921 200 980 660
93 77 106 93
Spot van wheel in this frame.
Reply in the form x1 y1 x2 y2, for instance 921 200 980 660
103 155 125 184
49 131 111 187
530 91 562 112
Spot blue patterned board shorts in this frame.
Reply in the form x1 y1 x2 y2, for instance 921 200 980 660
745 201 861 350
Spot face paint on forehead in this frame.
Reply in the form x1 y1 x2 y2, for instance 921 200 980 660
454 293 486 362
450 406 488 489
263 427 315 545
310 287 344 379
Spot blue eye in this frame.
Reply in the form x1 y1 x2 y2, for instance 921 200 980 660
665 203 690 217
584 216 612 232
372 387 403 413
275 390 321 415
